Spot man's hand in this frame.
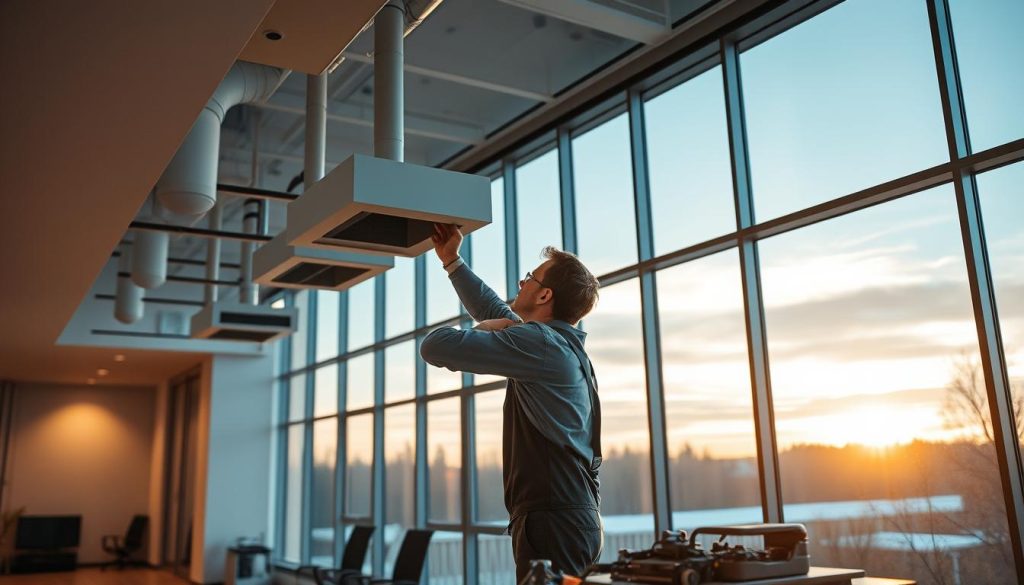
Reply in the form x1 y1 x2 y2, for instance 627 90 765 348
473 318 517 332
431 223 463 266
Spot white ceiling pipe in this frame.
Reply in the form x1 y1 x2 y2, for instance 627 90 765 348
375 1 405 162
156 62 285 216
239 198 260 305
204 202 223 304
115 244 144 324
132 229 169 289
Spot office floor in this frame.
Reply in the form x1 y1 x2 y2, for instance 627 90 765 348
1 568 189 585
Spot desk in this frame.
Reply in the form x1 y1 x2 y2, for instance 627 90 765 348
585 566 867 585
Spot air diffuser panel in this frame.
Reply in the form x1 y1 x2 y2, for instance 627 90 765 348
253 230 393 291
190 302 298 343
286 154 491 257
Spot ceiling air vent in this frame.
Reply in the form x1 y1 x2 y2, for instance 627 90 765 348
286 154 491 257
190 302 298 343
253 231 393 291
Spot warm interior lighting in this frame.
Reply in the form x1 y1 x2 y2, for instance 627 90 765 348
86 378 96 385
113 354 126 362
97 368 109 377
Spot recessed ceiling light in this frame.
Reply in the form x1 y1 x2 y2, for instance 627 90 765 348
97 368 110 377
86 378 96 385
114 354 126 362
263 29 283 41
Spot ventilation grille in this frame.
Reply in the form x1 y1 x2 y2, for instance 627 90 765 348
208 329 280 342
275 262 369 288
220 312 293 328
316 212 436 249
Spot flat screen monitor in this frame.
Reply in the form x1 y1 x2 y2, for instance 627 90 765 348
15 516 81 549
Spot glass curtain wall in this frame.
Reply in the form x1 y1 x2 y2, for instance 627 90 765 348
273 1 1024 583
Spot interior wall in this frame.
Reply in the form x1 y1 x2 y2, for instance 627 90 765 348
4 382 156 564
192 352 276 584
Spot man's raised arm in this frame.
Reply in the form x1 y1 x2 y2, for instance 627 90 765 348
431 223 519 323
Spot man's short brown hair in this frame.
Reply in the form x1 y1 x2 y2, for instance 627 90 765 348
541 246 600 324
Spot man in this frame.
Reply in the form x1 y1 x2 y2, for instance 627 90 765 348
419 223 603 583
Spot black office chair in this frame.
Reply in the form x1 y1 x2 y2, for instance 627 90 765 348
101 515 148 570
310 525 376 585
350 529 434 585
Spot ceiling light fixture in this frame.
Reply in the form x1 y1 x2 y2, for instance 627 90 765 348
86 378 96 385
113 354 126 362
97 368 110 377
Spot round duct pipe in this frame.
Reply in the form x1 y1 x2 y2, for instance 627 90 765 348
115 245 144 323
156 62 285 216
131 229 169 289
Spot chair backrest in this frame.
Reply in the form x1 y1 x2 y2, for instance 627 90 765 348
340 525 375 572
125 515 148 549
390 529 434 583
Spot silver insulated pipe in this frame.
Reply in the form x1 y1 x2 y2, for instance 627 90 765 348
115 243 144 324
204 202 222 304
375 1 405 162
239 198 260 305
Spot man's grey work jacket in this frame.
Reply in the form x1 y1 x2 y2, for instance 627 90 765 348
419 262 602 521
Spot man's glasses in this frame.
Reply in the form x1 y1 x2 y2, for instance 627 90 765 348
519 271 550 289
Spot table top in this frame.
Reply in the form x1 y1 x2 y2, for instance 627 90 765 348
585 566 868 585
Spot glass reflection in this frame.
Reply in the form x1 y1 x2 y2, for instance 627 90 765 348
428 399 462 522
314 365 338 418
346 414 373 517
386 257 416 339
385 340 416 403
284 424 304 562
289 374 306 422
292 291 310 369
427 532 464 585
474 390 506 524
316 290 340 362
516 149 562 277
478 534 515 585
310 418 337 566
472 178 508 301
346 354 375 411
384 405 416 575
348 279 377 351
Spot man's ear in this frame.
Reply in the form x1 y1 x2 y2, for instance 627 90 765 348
537 287 554 305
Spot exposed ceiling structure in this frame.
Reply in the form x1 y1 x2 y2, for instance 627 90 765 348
0 0 717 386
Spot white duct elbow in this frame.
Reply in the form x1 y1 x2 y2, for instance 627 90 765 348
156 62 284 216
115 246 144 323
132 230 169 289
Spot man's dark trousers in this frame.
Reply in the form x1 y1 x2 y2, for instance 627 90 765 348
510 507 603 583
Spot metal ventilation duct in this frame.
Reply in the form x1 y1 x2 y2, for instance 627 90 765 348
114 244 143 324
190 302 297 342
156 61 286 216
253 73 396 290
285 3 490 257
287 154 490 256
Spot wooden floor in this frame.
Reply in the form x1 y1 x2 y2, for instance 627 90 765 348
1 568 190 585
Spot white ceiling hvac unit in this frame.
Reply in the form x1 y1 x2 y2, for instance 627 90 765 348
190 302 298 342
252 231 394 290
285 154 492 257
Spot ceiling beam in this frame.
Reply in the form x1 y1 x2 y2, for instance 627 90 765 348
341 51 556 103
258 92 485 145
498 0 668 45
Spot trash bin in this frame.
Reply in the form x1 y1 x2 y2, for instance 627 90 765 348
225 544 271 585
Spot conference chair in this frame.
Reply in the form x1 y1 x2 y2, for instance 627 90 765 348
310 525 376 585
349 529 434 585
100 515 148 570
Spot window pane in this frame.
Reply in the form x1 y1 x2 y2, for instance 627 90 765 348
427 532 463 585
656 251 761 523
978 162 1024 523
426 351 463 395
384 405 416 575
478 534 515 585
573 114 638 276
346 354 375 411
386 257 416 338
289 374 306 422
472 178 508 300
760 185 1015 584
292 291 310 370
645 66 735 255
428 257 461 325
314 365 338 417
348 279 377 351
742 0 948 221
949 0 1024 152
474 390 506 524
428 398 461 522
346 414 374 517
583 278 653 559
385 340 416 403
316 290 340 362
284 424 304 563
516 149 562 275
310 418 337 566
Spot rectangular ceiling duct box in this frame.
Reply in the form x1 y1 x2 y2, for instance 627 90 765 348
190 302 298 342
253 230 394 291
286 154 492 257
